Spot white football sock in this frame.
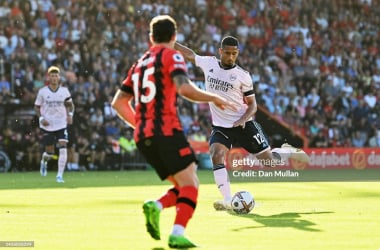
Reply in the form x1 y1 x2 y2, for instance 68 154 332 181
57 148 67 177
155 201 163 211
213 166 232 201
42 152 53 161
171 224 185 236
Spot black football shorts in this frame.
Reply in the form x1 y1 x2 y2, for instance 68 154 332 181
209 120 270 154
41 128 69 146
137 130 197 180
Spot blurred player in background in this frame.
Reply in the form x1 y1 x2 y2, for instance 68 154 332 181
112 15 234 248
67 124 80 171
175 36 309 211
34 66 74 183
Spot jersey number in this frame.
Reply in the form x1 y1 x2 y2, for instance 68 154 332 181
132 67 156 104
253 133 265 145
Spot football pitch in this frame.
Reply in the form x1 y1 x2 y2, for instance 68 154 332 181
0 170 379 250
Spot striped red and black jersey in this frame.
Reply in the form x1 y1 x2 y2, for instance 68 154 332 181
120 45 188 142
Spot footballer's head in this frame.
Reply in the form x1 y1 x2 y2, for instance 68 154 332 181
219 36 240 68
221 36 239 49
149 15 177 44
47 66 61 84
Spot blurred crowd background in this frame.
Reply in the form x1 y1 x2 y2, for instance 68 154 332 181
0 0 379 171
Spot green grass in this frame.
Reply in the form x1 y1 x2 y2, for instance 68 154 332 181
0 170 380 250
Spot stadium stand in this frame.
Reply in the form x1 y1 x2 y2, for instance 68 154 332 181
0 0 379 171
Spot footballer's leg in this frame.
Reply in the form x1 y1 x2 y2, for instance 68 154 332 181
271 143 310 163
56 141 68 183
138 138 164 240
142 200 162 240
241 121 288 168
55 129 69 183
209 129 233 211
242 121 309 165
169 162 198 248
142 178 179 241
40 131 58 177
256 149 279 167
210 146 232 210
163 131 199 248
40 145 54 177
157 178 180 210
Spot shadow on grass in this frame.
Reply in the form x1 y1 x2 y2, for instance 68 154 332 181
229 211 333 232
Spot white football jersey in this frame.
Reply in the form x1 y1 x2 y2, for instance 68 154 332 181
195 55 254 127
35 86 72 131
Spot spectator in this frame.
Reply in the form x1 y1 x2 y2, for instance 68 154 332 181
0 75 11 94
187 124 207 142
310 129 329 148
77 135 91 170
368 129 380 147
87 131 105 170
25 132 40 170
90 107 104 127
1 0 379 171
118 129 137 167
364 88 377 109
104 120 120 137
351 131 367 148
179 107 193 135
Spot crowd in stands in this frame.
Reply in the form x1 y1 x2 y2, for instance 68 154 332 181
0 0 379 171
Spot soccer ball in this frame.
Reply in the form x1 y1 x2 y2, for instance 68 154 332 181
231 191 255 214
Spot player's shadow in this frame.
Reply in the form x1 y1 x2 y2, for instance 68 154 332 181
229 211 333 232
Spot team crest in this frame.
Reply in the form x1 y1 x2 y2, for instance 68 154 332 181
230 74 237 81
173 53 185 62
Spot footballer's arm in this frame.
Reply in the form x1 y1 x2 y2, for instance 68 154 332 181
65 99 75 125
111 90 136 129
174 42 196 64
232 95 257 128
173 74 233 111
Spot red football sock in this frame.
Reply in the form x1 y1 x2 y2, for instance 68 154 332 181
174 186 198 227
158 187 179 209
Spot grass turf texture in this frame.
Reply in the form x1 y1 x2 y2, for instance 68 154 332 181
0 170 379 250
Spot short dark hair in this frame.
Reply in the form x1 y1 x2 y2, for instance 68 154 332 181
150 15 177 43
221 36 239 48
